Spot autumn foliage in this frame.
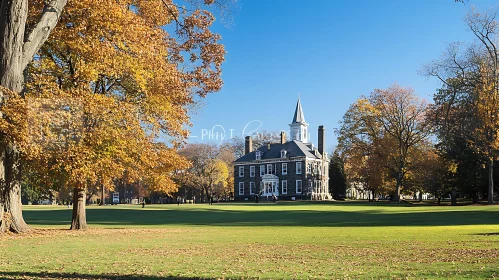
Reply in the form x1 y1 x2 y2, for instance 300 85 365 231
0 0 226 229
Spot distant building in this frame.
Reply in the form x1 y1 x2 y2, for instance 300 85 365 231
234 98 331 201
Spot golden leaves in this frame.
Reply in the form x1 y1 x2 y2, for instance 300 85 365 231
14 0 227 196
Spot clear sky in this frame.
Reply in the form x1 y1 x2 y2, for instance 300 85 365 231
188 0 498 152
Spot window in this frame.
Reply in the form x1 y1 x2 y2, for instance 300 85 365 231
250 182 255 194
282 163 287 175
260 165 265 176
281 150 287 158
296 180 302 193
282 180 288 194
250 166 255 177
296 162 302 174
267 164 273 174
256 150 261 160
239 166 244 177
239 182 244 195
307 163 311 173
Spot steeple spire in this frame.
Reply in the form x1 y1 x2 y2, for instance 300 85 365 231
292 97 306 124
289 97 309 142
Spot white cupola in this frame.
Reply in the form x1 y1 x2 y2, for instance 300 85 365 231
289 97 309 143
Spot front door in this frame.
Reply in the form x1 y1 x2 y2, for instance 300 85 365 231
262 181 279 196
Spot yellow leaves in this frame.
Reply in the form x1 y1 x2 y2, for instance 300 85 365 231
17 0 226 197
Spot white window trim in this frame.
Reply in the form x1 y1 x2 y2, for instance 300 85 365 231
281 150 286 158
250 166 255 177
282 163 287 175
255 150 261 160
239 166 244 177
239 182 244 195
267 164 273 174
282 180 287 194
296 162 302 174
260 165 265 176
250 182 255 195
296 180 302 194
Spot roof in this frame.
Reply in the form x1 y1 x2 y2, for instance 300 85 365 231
234 140 322 163
291 98 306 124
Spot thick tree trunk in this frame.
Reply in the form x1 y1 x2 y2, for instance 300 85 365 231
0 0 67 233
418 191 423 202
70 188 87 230
0 0 29 233
488 158 494 205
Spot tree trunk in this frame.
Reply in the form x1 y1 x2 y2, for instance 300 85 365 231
203 186 211 202
0 0 67 233
451 187 457 206
1 146 29 233
0 137 29 232
418 191 423 202
70 188 87 230
393 175 402 202
0 0 29 233
100 184 105 206
488 157 494 205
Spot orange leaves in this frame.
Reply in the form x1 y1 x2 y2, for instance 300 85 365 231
17 0 227 196
338 84 431 195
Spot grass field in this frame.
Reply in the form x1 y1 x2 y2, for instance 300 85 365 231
1 202 499 279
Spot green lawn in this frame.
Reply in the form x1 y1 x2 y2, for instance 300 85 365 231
1 202 499 279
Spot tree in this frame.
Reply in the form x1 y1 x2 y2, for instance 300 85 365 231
179 143 229 202
0 0 68 233
337 85 431 202
0 0 228 230
424 8 499 204
328 152 347 200
369 85 431 201
224 131 282 158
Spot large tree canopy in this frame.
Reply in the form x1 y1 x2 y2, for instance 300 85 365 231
0 0 229 231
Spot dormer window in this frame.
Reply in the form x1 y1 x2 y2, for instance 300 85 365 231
280 149 287 158
255 150 261 160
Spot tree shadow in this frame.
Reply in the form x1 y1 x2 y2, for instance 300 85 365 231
0 271 209 280
22 203 499 228
473 232 499 236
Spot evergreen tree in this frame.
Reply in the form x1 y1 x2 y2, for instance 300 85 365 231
329 152 347 199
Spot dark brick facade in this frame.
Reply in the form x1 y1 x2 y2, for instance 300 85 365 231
234 158 328 201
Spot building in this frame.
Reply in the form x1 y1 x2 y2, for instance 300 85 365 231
233 98 331 201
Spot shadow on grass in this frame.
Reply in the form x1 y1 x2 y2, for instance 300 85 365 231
0 271 207 280
22 203 499 228
473 232 499 236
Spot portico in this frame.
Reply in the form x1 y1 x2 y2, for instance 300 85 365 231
261 174 279 196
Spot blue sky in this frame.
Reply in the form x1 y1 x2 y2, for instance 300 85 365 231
188 0 498 152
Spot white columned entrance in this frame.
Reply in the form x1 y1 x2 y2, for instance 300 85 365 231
261 174 279 197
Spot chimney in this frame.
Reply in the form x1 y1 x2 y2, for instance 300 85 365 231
318 126 325 156
280 131 286 144
245 136 253 154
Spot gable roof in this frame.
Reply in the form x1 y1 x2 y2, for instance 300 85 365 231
234 140 322 163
